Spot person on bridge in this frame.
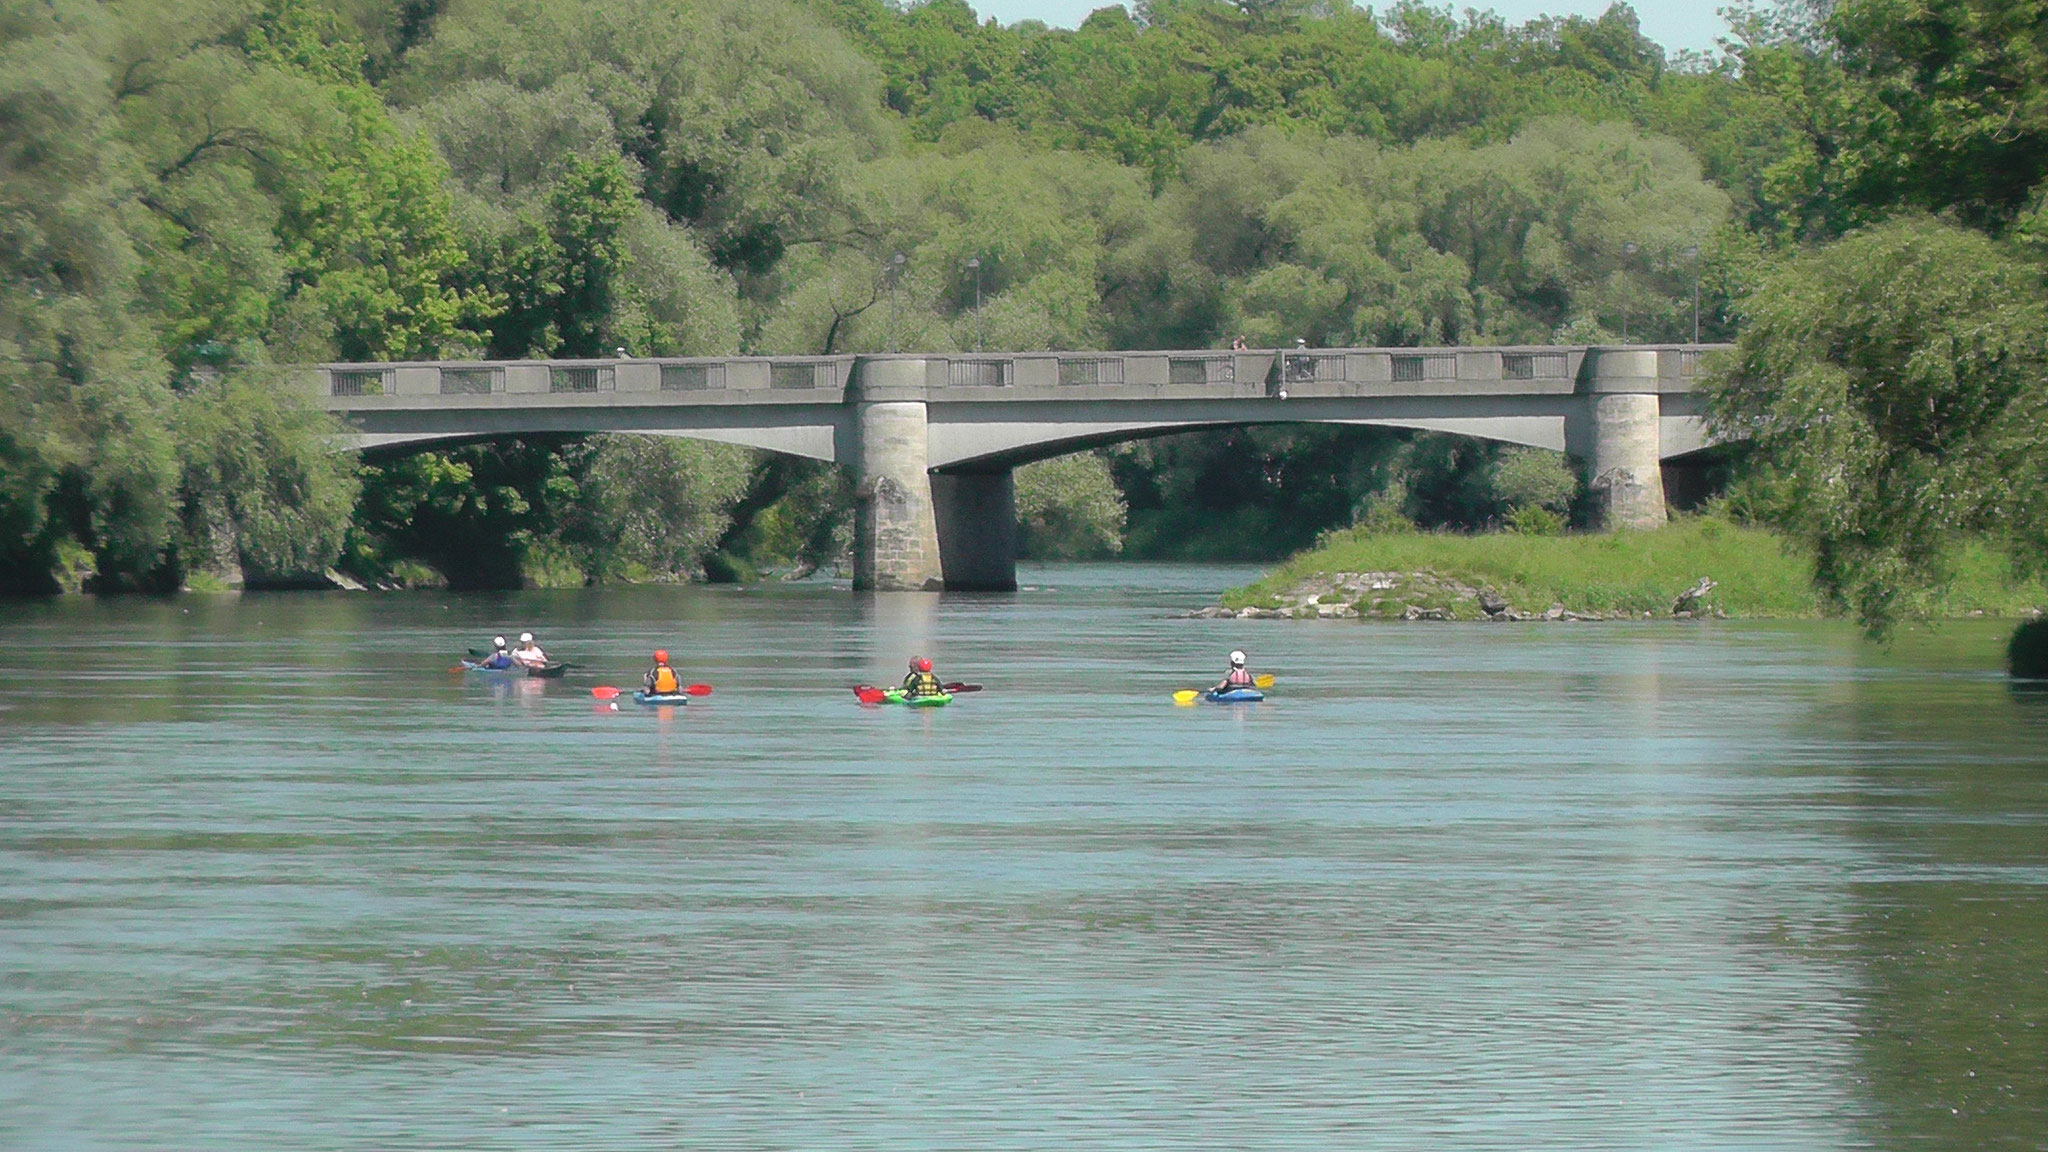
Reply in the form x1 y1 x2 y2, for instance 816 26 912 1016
644 650 683 697
478 636 515 670
1213 650 1256 695
902 656 945 699
511 632 548 667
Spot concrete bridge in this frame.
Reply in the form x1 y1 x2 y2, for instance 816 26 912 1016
306 344 1728 591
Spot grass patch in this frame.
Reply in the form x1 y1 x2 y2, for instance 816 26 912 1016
1224 517 2045 619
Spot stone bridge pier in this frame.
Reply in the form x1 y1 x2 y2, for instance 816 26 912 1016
1570 349 1669 531
851 357 1021 592
850 359 946 591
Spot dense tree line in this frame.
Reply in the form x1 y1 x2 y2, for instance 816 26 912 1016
2 0 2043 611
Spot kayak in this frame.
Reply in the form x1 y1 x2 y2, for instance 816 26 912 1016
1205 687 1264 703
460 659 569 679
882 688 952 707
633 691 690 706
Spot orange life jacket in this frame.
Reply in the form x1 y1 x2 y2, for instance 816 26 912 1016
651 664 680 694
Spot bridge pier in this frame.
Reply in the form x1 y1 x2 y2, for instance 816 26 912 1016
1578 349 1668 531
931 470 1018 591
852 359 944 591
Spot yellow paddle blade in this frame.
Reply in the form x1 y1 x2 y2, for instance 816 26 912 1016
1173 690 1200 703
1253 674 1275 688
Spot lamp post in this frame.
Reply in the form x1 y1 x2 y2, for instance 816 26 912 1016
966 256 982 353
885 252 906 353
1684 244 1701 343
1620 241 1640 344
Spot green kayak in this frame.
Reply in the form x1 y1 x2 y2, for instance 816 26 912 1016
882 688 952 707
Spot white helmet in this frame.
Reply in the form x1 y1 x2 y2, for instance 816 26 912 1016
519 632 534 644
492 635 506 648
1229 650 1246 667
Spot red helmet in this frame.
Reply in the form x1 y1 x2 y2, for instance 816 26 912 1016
654 649 669 663
914 656 933 673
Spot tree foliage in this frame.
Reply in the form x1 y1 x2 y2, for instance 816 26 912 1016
1705 216 2048 629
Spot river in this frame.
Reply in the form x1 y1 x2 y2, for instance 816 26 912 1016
2 564 2044 1150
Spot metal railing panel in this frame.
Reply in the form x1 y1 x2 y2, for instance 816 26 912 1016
330 369 389 397
661 363 724 391
548 365 614 393
439 367 501 395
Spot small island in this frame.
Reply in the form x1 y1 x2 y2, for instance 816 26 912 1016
1206 519 2045 624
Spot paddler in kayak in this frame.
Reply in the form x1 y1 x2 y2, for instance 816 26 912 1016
643 649 683 697
1212 650 1256 695
901 656 945 700
511 631 548 668
477 636 516 670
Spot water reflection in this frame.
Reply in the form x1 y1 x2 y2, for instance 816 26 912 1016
1812 636 2048 1147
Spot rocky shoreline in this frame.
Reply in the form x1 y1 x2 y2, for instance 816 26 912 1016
1189 569 1725 622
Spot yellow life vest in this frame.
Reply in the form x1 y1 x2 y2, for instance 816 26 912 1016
652 665 679 694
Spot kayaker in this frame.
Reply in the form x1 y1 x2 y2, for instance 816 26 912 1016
1212 650 1255 695
643 650 683 697
902 656 945 699
511 631 548 667
478 636 516 670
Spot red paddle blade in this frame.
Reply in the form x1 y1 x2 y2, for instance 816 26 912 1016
941 682 982 693
853 686 887 704
685 683 713 696
590 686 621 700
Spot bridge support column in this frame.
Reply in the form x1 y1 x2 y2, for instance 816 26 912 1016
852 360 944 591
1579 349 1668 531
931 471 1018 591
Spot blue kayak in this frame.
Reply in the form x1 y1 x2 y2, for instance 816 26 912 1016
461 659 569 679
1205 687 1265 703
633 691 689 707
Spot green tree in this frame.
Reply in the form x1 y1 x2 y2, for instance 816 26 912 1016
171 372 362 582
0 0 179 591
1015 453 1127 559
1704 216 2048 631
557 435 755 581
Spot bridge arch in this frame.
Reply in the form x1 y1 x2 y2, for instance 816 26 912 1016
347 425 840 463
925 413 1575 474
346 423 842 463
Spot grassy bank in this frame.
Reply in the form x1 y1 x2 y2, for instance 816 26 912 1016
1223 518 2045 619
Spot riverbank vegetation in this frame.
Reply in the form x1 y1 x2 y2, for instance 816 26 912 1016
2 0 2045 648
1224 517 2046 621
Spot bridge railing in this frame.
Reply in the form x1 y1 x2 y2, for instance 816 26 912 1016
311 355 856 402
312 345 1730 405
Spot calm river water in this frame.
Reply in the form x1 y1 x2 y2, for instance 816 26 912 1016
2 565 2045 1150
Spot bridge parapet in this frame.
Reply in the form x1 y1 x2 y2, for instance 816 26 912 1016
312 355 854 407
880 344 1718 402
310 344 1725 410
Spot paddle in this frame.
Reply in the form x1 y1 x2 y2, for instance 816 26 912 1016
852 685 889 704
591 683 711 700
941 682 982 693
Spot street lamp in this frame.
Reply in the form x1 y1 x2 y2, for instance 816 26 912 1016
885 252 906 353
1620 241 1640 344
1683 244 1702 344
965 256 983 353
